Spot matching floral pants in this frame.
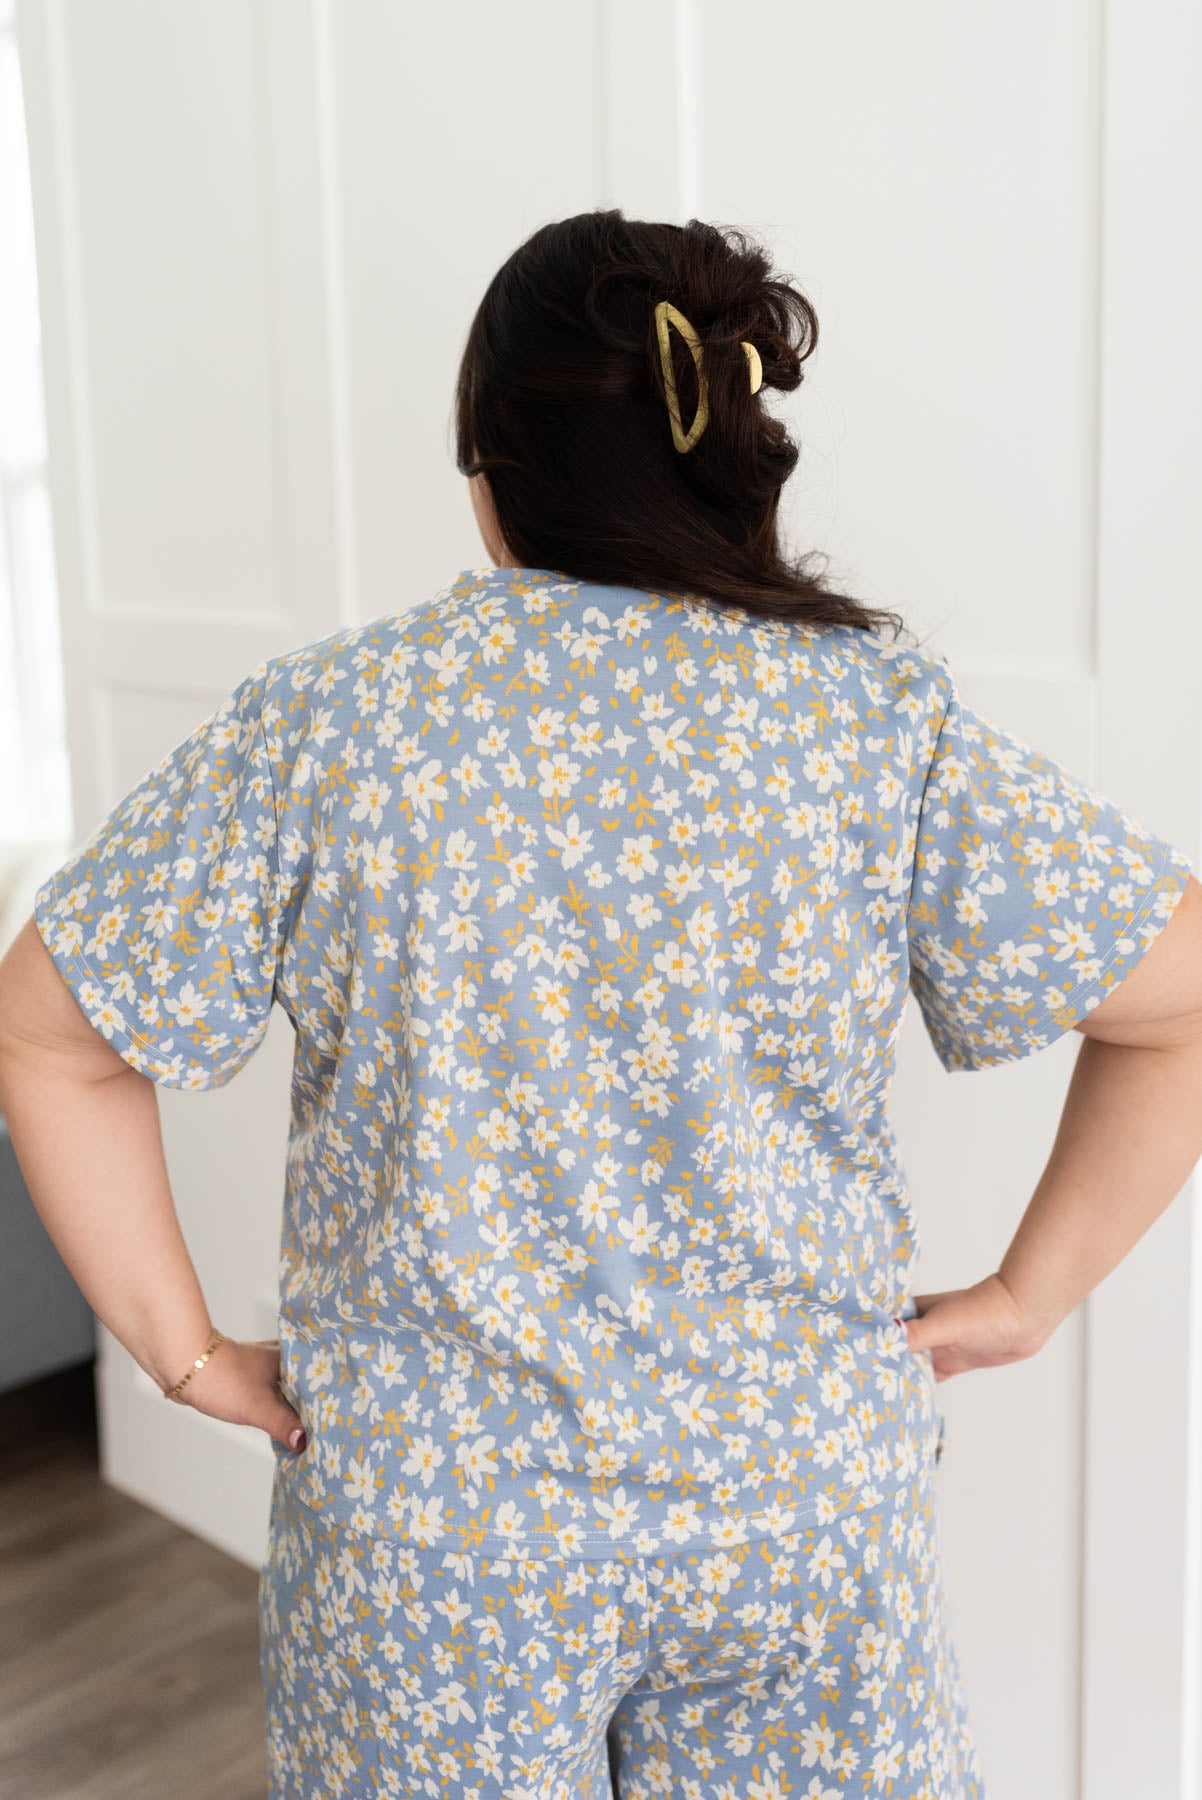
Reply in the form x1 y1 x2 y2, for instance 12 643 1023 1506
258 1460 986 1800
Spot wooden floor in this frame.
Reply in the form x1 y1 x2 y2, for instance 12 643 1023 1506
0 1363 268 1799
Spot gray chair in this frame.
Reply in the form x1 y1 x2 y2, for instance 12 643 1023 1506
0 1117 94 1394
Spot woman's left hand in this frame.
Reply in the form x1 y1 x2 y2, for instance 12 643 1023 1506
169 1337 307 1452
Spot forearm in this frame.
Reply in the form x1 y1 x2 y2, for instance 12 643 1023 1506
0 1049 213 1391
998 1031 1202 1340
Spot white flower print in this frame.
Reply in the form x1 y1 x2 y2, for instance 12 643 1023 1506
31 563 1192 1575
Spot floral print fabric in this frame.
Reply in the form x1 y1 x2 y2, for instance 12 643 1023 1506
907 677 1192 1071
34 564 1193 1562
259 1450 985 1799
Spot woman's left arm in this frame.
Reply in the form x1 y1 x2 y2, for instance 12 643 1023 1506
0 915 305 1449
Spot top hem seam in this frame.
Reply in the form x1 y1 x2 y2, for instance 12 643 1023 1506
274 1453 941 1556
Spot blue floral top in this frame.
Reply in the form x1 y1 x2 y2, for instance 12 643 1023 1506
34 564 1194 1554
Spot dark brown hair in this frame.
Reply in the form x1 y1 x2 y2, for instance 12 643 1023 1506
454 209 907 637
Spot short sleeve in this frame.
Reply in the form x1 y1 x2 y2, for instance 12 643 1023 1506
906 664 1195 1072
32 665 283 1090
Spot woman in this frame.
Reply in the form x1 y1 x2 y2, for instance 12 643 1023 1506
1 210 1199 1800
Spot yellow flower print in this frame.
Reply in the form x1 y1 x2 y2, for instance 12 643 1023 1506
1049 918 1096 963
401 760 447 818
616 835 659 881
593 1487 641 1538
349 776 392 826
546 812 593 867
537 752 580 803
162 981 211 1027
34 564 1189 1627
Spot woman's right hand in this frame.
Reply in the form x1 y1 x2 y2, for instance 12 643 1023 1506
901 1274 1055 1383
167 1336 307 1452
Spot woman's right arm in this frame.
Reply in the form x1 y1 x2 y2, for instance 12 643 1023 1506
905 875 1202 1379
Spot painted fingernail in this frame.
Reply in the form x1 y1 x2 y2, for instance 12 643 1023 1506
288 1426 306 1452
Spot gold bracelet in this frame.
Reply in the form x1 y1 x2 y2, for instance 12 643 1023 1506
162 1329 227 1401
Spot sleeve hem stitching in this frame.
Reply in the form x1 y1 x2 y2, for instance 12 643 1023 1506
1027 843 1190 1028
944 843 1190 1070
34 861 268 1089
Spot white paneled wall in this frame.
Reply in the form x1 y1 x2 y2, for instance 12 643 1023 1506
16 4 1202 1795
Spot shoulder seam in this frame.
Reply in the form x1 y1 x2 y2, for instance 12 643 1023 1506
903 660 956 925
252 666 286 986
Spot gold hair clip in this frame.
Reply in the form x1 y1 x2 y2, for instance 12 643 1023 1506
653 300 762 453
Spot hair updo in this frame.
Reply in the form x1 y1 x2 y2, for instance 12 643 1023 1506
454 208 905 635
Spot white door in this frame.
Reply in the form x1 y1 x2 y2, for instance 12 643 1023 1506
17 0 344 1566
18 3 1202 1794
